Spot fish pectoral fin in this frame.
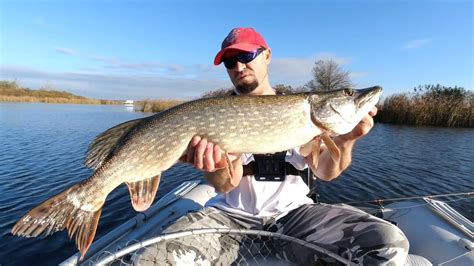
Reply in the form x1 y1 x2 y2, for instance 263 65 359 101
321 133 341 163
126 175 161 212
299 138 316 157
85 118 144 170
300 136 321 168
11 182 104 261
225 154 241 187
213 153 229 169
205 153 240 193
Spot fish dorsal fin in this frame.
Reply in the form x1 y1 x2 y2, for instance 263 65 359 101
85 118 143 169
126 175 161 212
321 133 341 163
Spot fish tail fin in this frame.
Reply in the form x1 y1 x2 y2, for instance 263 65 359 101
12 183 103 260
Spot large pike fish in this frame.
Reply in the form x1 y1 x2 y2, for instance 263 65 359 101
12 86 382 259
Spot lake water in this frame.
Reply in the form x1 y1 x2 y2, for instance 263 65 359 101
1 103 473 265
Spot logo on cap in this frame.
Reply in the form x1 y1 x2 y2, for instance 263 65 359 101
223 28 242 48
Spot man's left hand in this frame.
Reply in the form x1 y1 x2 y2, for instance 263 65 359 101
338 106 377 142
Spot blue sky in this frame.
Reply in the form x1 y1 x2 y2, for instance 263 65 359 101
1 0 473 100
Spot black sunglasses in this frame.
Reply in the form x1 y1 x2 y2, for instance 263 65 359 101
223 48 265 69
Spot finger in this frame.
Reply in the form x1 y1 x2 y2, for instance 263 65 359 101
213 144 222 164
356 116 374 137
186 136 201 163
194 138 207 169
204 142 215 171
363 114 374 128
214 146 228 169
369 106 378 116
311 136 321 168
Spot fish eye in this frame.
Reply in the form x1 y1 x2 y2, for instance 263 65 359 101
343 88 354 96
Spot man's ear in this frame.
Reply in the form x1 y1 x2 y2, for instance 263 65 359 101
265 48 272 64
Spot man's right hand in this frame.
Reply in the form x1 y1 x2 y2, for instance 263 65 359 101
181 136 243 193
181 136 240 172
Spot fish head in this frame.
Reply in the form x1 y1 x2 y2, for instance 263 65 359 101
308 86 383 135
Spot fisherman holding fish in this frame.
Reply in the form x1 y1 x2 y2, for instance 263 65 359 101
175 28 409 264
12 27 409 264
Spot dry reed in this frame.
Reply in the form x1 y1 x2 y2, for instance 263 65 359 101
0 80 122 105
135 99 184 113
376 84 473 127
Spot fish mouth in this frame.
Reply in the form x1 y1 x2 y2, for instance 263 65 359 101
355 86 383 108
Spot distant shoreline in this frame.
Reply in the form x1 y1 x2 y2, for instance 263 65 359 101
0 80 124 105
0 95 122 105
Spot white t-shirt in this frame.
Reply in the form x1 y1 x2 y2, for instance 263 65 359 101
206 148 314 219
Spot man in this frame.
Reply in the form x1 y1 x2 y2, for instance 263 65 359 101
165 27 409 265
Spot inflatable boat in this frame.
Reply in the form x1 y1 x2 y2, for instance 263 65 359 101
60 180 473 265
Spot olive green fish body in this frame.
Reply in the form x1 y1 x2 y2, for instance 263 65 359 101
93 94 319 188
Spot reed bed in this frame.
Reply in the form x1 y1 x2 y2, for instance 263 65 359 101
135 99 184 113
0 80 121 105
0 95 103 104
376 84 473 127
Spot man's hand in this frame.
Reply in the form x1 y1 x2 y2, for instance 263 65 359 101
338 106 377 142
180 136 240 172
180 136 242 193
309 106 378 181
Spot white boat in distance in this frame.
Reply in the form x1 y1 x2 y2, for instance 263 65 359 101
124 100 134 107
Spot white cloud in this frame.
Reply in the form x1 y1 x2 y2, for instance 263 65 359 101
401 38 431 50
54 46 78 55
88 54 185 73
104 62 185 73
0 65 229 100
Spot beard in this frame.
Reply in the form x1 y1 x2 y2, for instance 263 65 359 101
235 80 259 94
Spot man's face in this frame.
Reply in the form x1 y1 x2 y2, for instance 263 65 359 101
224 49 270 95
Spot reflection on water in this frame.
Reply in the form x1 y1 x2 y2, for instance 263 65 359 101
0 103 472 265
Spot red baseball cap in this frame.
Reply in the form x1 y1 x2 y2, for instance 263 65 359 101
214 27 268 65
